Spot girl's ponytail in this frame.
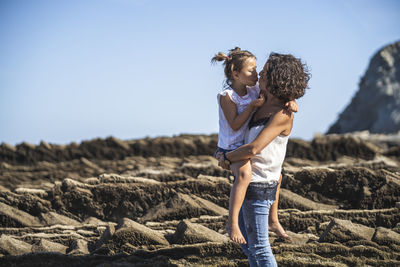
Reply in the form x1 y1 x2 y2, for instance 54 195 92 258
211 52 229 64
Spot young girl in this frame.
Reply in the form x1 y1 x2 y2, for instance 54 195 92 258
212 47 294 244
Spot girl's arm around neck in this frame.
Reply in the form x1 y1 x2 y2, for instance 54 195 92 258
226 110 293 162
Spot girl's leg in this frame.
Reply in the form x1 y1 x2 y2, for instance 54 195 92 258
227 160 252 244
268 174 289 239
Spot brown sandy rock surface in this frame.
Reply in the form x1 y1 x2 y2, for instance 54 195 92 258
0 133 399 266
31 238 68 253
169 219 229 244
0 235 32 256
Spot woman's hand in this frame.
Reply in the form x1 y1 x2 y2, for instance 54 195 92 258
285 99 298 113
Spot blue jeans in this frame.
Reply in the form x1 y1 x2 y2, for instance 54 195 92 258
238 182 278 267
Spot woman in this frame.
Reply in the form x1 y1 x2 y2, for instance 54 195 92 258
219 52 310 266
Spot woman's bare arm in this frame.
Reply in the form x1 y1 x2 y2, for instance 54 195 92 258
225 110 293 162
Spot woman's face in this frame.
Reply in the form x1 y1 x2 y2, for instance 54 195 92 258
234 57 258 86
258 62 268 95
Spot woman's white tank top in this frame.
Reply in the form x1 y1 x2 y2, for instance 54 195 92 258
244 123 289 183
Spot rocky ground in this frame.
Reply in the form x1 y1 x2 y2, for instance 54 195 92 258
0 132 399 266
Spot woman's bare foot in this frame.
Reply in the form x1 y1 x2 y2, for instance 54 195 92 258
226 224 247 244
269 221 290 239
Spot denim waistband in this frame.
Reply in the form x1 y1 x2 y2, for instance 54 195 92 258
245 181 278 201
248 181 278 188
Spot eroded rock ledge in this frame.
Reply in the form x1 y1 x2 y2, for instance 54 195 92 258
0 133 399 266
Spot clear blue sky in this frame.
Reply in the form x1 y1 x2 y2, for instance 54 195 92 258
1 0 400 145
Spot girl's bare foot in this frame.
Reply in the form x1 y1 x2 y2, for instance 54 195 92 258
226 224 247 244
269 221 290 239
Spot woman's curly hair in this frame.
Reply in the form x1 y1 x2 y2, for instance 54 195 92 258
264 53 310 102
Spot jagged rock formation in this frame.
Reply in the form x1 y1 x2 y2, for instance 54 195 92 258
0 133 400 266
328 41 400 134
2 132 398 166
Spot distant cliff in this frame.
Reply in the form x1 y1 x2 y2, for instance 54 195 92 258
328 41 400 134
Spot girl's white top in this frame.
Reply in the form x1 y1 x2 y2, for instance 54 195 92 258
245 123 289 183
217 85 260 150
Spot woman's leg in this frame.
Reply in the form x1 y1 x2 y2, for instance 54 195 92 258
227 160 252 244
242 197 277 267
238 206 257 267
268 174 289 239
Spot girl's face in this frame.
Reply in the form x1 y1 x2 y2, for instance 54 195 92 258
233 57 258 86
